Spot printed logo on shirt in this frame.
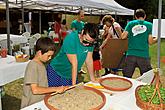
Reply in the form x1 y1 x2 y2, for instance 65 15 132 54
132 25 147 36
84 50 88 53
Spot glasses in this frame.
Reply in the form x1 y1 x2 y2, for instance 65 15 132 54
82 38 95 47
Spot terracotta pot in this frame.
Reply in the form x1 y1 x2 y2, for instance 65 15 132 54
99 77 132 91
44 86 106 110
1 48 7 58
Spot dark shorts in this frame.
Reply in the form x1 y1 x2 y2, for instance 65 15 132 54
46 64 78 87
122 55 152 78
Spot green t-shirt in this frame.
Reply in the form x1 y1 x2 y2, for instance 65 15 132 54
50 31 93 79
125 20 152 58
71 20 85 33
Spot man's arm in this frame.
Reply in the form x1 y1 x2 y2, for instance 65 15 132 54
148 34 157 45
100 34 111 50
121 31 128 39
67 54 78 85
85 52 96 82
101 25 109 39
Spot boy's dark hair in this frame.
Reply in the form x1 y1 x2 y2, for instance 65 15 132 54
135 9 146 18
35 37 56 54
83 23 99 39
102 15 114 25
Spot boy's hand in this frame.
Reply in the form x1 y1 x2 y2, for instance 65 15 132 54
57 86 69 93
91 78 100 83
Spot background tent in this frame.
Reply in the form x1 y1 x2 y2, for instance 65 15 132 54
2 0 134 15
2 0 134 54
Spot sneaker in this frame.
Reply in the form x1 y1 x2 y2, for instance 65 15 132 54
102 71 110 76
79 70 86 74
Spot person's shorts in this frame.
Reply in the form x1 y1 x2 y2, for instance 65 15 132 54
122 55 152 78
93 60 102 71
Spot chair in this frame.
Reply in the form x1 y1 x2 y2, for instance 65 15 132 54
42 30 48 37
0 39 13 55
32 33 41 40
22 32 31 39
21 37 37 57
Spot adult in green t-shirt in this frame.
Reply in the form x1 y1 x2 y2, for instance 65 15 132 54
47 23 99 86
121 9 157 78
71 10 85 34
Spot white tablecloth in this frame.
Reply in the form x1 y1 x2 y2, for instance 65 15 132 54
0 34 28 45
0 55 29 86
21 74 145 110
0 55 29 110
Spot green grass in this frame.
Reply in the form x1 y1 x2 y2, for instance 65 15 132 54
2 39 165 110
149 39 165 74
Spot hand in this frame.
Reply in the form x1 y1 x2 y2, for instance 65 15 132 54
56 86 69 93
91 78 100 83
99 46 103 51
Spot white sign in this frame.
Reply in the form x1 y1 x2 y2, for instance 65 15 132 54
152 19 165 38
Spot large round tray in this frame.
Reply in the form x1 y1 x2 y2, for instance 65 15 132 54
135 85 165 110
99 77 132 91
44 86 106 110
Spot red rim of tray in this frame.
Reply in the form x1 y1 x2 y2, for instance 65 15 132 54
99 77 133 91
44 86 106 110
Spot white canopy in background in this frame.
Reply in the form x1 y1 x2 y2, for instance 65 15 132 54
2 0 134 54
1 0 134 15
90 0 134 15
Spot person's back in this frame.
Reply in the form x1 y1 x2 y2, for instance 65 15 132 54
121 9 157 78
125 19 152 58
21 60 47 108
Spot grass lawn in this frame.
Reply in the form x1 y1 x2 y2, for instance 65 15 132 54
2 39 165 110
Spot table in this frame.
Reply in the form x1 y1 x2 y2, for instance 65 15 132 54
0 55 29 110
0 34 28 45
21 74 145 110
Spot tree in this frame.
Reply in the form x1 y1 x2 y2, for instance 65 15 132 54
115 0 165 21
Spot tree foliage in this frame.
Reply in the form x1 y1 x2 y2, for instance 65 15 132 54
115 0 165 20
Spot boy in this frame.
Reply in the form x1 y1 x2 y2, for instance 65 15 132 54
21 37 68 108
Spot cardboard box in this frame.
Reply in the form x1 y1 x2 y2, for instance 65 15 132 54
101 38 128 68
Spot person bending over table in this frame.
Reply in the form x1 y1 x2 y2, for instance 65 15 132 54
121 9 157 78
47 23 99 86
21 37 68 108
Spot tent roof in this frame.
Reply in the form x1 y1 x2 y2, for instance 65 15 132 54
1 0 134 15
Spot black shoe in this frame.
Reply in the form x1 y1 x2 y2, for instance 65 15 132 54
102 71 110 76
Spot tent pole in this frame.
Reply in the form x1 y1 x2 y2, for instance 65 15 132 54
157 0 162 68
39 11 42 34
115 11 117 20
6 0 11 55
21 1 24 33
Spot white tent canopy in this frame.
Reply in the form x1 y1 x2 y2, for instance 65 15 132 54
91 0 134 15
1 0 134 15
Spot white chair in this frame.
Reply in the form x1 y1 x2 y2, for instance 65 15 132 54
20 32 31 48
136 69 155 84
32 33 41 40
0 39 13 55
21 37 37 56
22 32 30 39
43 30 48 37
